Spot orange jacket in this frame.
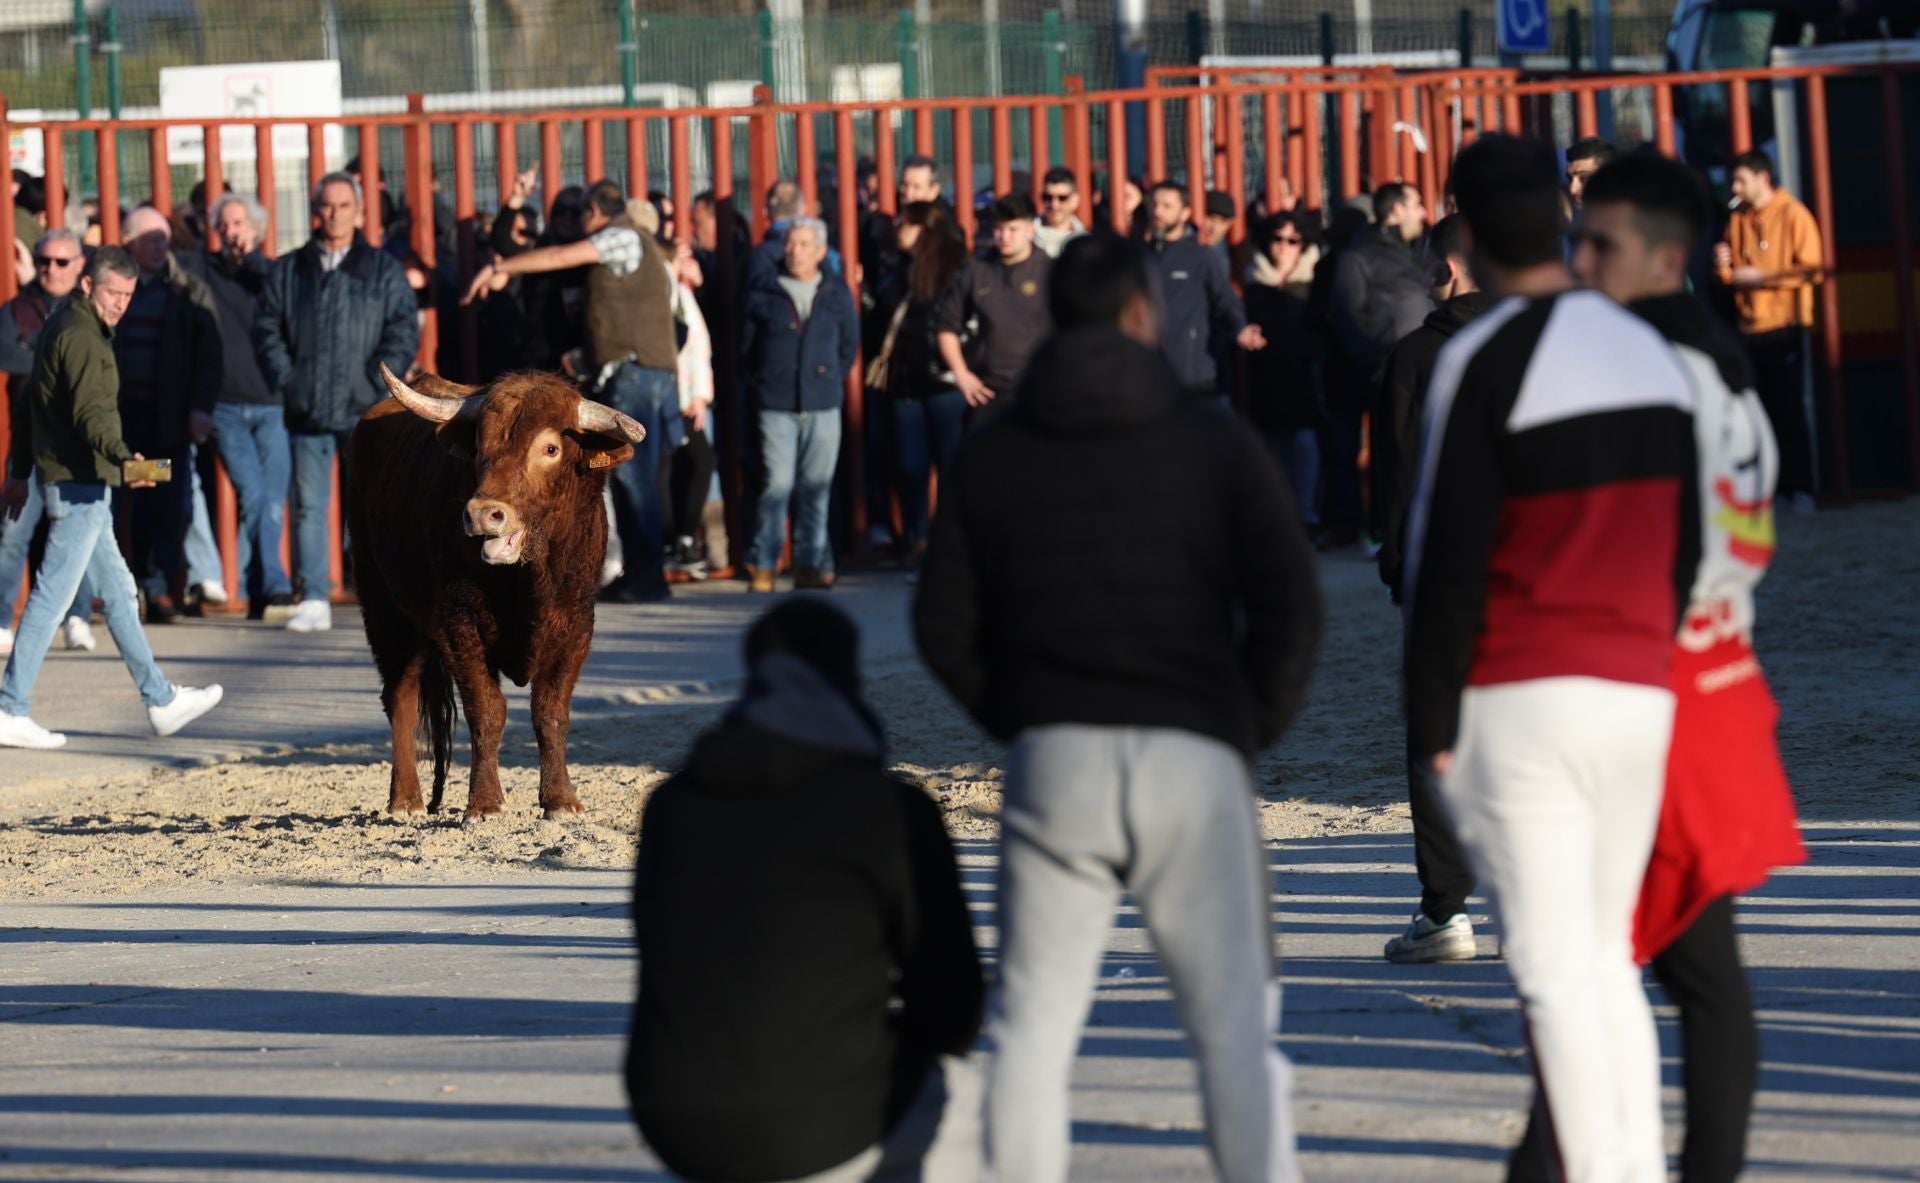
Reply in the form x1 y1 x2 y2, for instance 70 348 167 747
1717 189 1823 334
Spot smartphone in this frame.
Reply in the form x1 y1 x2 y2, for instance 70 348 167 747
123 458 173 483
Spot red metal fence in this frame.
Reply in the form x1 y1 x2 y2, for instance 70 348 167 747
3 59 1916 612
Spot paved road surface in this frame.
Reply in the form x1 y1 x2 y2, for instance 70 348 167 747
2 575 1916 1180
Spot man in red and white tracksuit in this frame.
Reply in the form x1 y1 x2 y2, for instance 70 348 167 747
1404 136 1700 1183
1502 150 1808 1183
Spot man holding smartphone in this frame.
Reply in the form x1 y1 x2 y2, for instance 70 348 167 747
0 246 222 750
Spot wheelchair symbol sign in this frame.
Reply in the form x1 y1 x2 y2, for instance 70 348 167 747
1498 0 1551 54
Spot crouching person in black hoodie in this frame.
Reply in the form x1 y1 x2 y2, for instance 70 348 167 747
626 599 986 1183
914 235 1322 1183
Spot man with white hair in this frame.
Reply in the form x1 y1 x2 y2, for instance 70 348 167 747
255 172 419 632
0 227 96 655
183 194 294 620
115 204 223 623
739 217 860 593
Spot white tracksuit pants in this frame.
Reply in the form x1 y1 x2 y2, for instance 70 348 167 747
1441 677 1675 1183
985 724 1301 1183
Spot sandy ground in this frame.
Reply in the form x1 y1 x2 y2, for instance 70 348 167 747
1 498 1913 897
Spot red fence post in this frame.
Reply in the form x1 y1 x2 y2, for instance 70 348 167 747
914 106 935 160
358 123 382 245
1729 78 1753 155
1303 86 1325 212
1107 98 1128 232
836 107 867 558
98 127 121 244
627 116 648 198
1576 88 1599 139
1028 103 1049 179
202 122 225 245
1654 83 1677 157
875 104 898 218
307 122 326 199
584 117 606 186
670 115 692 246
1338 90 1361 198
1803 74 1848 495
796 111 819 212
1224 93 1246 241
952 108 975 242
43 130 66 233
1262 90 1283 216
255 122 278 251
453 119 480 381
405 96 437 373
713 112 744 565
990 106 1012 197
1146 94 1167 183
495 119 518 211
1184 95 1205 212
149 127 173 218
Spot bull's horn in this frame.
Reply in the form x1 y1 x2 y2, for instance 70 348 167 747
575 398 648 443
381 365 484 424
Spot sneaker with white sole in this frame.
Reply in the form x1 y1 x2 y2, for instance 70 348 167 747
598 557 625 590
148 683 223 737
0 626 12 657
1384 911 1477 963
62 616 97 652
284 599 332 633
0 711 67 749
196 579 231 606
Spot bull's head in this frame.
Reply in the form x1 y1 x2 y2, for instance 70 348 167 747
380 366 646 567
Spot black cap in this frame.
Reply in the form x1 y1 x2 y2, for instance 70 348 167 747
1204 190 1236 219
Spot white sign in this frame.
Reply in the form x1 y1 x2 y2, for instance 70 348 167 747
159 60 346 166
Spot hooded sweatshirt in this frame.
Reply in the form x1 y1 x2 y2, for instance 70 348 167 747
626 655 982 1183
1376 290 1499 598
913 325 1322 755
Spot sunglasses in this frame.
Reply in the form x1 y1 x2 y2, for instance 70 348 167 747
1272 234 1305 246
1041 191 1074 203
36 254 82 269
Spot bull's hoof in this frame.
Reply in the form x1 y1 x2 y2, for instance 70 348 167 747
541 799 585 820
387 799 427 817
462 803 505 824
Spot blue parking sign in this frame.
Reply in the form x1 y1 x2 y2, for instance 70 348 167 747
1498 0 1552 54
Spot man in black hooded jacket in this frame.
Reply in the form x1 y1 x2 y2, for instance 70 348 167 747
915 235 1320 1183
627 599 983 1183
1373 214 1497 968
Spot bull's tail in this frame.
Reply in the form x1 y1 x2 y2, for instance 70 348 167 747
418 653 458 814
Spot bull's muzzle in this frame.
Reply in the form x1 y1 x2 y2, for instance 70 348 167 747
465 498 526 565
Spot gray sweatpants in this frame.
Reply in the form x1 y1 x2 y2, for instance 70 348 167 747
986 725 1301 1183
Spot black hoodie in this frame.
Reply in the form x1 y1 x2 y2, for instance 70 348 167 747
626 656 983 1183
913 325 1322 756
1376 290 1501 599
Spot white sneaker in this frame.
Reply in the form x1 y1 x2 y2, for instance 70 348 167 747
148 683 223 737
598 557 625 590
0 626 12 657
196 579 230 606
61 616 97 652
0 711 67 749
1384 911 1477 963
284 599 332 633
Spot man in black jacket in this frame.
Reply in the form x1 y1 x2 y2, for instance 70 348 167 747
1373 213 1497 966
915 235 1320 1183
116 206 224 622
254 172 419 633
1145 182 1266 398
1323 182 1432 549
628 599 983 1183
186 195 294 620
934 193 1051 415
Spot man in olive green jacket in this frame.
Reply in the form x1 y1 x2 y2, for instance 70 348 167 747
0 246 223 750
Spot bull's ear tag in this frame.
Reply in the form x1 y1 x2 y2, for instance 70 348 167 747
587 443 635 469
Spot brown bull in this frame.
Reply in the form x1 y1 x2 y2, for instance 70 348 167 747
347 366 645 819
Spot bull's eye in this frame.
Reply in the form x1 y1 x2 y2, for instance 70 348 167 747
544 443 560 458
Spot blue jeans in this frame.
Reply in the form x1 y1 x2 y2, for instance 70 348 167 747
212 404 294 601
0 483 173 716
0 477 92 624
752 408 842 573
185 449 224 589
892 389 967 549
1268 427 1321 528
600 364 680 592
290 430 352 600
